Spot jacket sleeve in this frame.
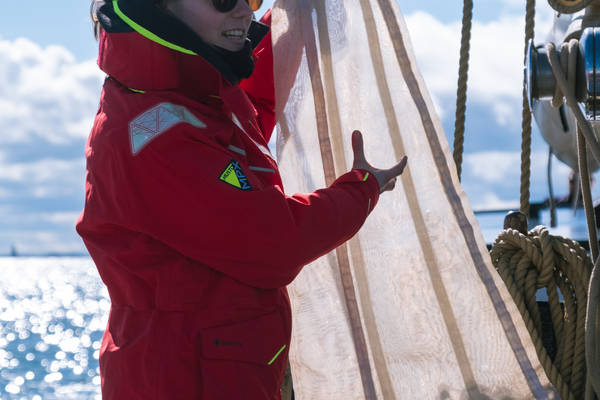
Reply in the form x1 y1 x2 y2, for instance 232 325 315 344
117 125 380 289
239 10 275 142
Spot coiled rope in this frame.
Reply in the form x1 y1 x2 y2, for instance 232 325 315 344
521 0 536 216
587 256 600 399
491 225 592 400
452 0 473 181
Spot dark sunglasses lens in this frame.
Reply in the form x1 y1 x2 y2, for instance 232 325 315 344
212 0 263 12
212 0 237 12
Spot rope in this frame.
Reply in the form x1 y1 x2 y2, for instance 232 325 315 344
452 0 473 181
547 147 557 228
586 256 600 399
573 173 582 213
490 226 593 400
577 127 599 261
520 0 536 216
545 42 600 164
544 40 600 262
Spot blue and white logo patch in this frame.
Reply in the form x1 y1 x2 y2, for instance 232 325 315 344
129 102 206 155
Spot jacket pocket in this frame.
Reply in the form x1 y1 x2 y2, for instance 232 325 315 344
198 311 289 399
200 310 287 366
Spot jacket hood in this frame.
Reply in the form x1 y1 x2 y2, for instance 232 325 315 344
95 0 269 95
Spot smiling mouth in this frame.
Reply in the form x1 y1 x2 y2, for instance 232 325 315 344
222 29 246 40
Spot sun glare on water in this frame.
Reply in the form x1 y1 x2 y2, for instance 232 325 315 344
0 257 107 399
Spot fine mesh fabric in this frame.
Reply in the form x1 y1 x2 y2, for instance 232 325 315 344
272 0 557 398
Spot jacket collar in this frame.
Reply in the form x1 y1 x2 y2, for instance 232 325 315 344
95 0 269 99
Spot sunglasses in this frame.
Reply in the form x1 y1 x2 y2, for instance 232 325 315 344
211 0 263 13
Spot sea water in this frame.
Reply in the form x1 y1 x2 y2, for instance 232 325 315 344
0 256 107 399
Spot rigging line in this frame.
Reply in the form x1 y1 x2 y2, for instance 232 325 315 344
358 0 482 397
545 41 600 257
573 173 582 214
453 0 473 181
547 147 557 228
312 0 396 397
564 35 600 264
576 126 599 262
521 0 536 216
299 1 378 398
374 0 549 397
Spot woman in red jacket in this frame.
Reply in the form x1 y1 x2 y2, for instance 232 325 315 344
79 0 407 398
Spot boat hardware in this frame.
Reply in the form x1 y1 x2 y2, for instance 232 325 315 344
581 27 600 120
526 27 600 121
548 0 594 13
526 40 558 109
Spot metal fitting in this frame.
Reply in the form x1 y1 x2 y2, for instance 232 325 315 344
526 27 600 120
526 40 555 108
548 0 594 14
581 27 600 120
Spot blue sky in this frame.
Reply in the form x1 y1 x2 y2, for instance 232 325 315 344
0 0 585 254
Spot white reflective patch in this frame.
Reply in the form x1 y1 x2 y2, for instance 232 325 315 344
231 113 246 133
129 102 206 155
249 166 276 173
231 113 274 161
227 145 247 156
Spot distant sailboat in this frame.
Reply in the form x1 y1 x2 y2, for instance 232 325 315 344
9 244 18 257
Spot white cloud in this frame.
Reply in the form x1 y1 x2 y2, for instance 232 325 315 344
462 149 575 209
41 211 81 225
8 231 85 255
0 38 104 145
0 209 80 226
464 151 523 184
404 12 460 97
0 155 85 198
499 0 523 7
464 150 571 183
471 192 519 211
404 7 554 124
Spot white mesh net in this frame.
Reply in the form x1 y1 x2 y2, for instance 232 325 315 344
272 0 556 398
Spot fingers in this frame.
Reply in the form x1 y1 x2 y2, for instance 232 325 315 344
379 156 407 193
348 129 407 195
381 177 397 193
351 130 366 168
391 155 408 177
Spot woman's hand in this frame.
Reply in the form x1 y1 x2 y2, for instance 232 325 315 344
351 130 408 194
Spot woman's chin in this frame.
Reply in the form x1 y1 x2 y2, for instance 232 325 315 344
217 39 246 52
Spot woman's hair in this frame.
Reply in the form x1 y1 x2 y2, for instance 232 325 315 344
91 0 170 40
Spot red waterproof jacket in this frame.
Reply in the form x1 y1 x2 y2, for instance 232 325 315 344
77 1 380 399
